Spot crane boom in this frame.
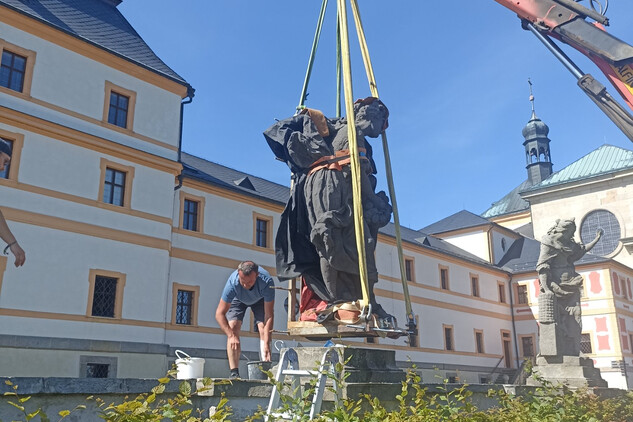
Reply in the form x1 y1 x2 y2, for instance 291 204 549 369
495 0 633 142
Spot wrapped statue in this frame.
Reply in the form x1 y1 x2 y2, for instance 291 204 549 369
536 218 602 356
263 97 394 324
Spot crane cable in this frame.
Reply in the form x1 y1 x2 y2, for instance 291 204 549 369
297 0 415 327
297 0 329 110
337 0 371 315
348 0 416 330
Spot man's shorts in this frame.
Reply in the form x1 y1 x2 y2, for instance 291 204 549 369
227 298 265 325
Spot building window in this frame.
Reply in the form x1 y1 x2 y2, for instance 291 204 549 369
171 283 199 326
87 270 125 319
103 167 126 206
521 336 534 357
99 159 134 209
446 374 458 383
86 363 109 378
103 81 136 130
516 284 528 305
0 50 26 92
580 333 593 354
580 209 621 256
501 330 512 368
256 219 268 247
407 315 420 348
80 356 117 378
479 375 491 384
471 274 479 297
444 325 454 351
183 199 199 231
404 257 415 282
284 295 300 322
0 131 24 182
439 266 449 290
91 275 118 318
253 212 273 248
176 290 194 325
179 192 205 233
498 282 506 303
108 91 129 128
0 42 35 95
475 330 484 354
0 138 13 179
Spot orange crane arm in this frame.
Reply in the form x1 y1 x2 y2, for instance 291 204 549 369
495 0 633 141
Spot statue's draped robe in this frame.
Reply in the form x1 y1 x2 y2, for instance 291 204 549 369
264 114 391 313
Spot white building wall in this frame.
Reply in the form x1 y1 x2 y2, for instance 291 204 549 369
490 229 519 264
440 231 490 262
0 225 170 334
0 21 182 156
375 240 516 375
0 7 188 379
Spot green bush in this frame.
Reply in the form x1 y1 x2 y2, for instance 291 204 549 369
94 368 231 421
3 364 633 421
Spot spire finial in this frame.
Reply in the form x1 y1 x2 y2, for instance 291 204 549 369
528 78 536 117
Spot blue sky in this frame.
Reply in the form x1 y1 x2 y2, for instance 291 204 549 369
120 1 633 230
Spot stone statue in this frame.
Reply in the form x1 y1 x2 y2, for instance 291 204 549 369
536 218 602 356
263 97 394 324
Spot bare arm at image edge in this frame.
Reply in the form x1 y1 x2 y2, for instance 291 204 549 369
0 208 25 267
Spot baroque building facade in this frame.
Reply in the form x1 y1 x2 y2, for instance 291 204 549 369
0 0 631 390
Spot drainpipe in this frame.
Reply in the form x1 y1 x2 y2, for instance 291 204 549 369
175 85 195 191
508 274 521 370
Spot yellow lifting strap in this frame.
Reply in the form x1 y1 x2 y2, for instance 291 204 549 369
338 0 415 322
336 0 371 313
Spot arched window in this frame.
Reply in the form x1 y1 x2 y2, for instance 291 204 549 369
580 210 621 256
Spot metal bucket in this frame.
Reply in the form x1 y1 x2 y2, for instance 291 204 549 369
247 360 272 380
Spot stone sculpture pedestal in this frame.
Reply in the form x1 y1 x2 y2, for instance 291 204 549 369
527 355 608 388
279 346 407 384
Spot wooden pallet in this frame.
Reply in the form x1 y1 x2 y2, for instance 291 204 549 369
287 320 380 340
285 278 381 339
285 278 408 340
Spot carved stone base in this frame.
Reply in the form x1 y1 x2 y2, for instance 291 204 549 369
527 355 608 388
278 346 407 383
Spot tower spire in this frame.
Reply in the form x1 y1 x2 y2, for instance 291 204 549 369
522 78 553 185
528 78 536 117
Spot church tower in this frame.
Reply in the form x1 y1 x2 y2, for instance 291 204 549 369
522 80 553 185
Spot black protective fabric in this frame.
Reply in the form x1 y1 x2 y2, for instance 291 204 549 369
263 112 392 313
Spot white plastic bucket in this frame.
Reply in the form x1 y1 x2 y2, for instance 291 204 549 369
175 350 205 379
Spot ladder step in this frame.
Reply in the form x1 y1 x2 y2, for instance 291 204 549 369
281 369 320 377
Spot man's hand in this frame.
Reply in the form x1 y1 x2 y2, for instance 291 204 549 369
262 342 271 362
9 242 25 267
228 334 240 351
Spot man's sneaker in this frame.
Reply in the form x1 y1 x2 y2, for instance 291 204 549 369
229 371 240 380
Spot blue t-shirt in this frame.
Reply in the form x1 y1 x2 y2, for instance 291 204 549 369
221 268 275 306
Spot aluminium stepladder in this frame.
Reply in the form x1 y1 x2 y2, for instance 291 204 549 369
265 348 342 421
